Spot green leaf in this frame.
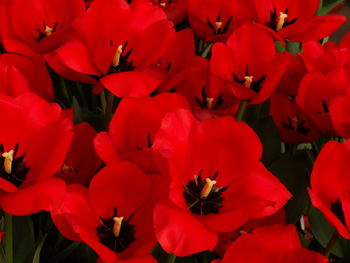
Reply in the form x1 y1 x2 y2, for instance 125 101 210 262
252 117 281 166
268 151 311 223
286 41 301 54
49 242 80 263
13 216 35 263
152 243 170 262
318 0 344 15
308 206 350 258
0 245 8 263
32 234 47 263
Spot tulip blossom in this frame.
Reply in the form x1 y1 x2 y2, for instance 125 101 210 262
245 0 346 42
0 93 73 215
94 93 189 174
308 139 350 239
51 162 157 263
210 23 287 105
153 109 291 256
1 0 86 55
50 0 174 97
188 0 250 42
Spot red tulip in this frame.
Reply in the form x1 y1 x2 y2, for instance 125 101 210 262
296 70 349 135
210 23 287 105
153 109 291 256
1 0 85 55
245 0 346 42
271 92 321 144
0 93 73 215
51 162 157 262
50 0 174 98
308 139 350 239
188 0 250 42
94 93 189 174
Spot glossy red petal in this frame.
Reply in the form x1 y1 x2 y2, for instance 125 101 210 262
89 162 151 219
280 15 346 42
94 132 124 165
101 71 160 98
0 178 66 216
25 119 74 182
154 200 218 257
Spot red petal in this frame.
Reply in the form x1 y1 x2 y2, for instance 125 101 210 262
0 178 66 216
154 200 218 257
101 71 160 98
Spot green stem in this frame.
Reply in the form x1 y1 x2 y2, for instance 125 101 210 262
201 44 213 58
236 101 247 121
324 230 340 257
104 91 114 129
4 213 13 263
76 83 88 108
59 78 70 106
167 254 176 263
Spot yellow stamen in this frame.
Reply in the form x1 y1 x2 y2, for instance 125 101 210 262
45 26 54 36
112 45 123 67
206 97 215 109
2 150 14 174
112 216 124 237
200 178 217 199
291 116 298 131
244 76 254 89
215 21 223 30
61 164 76 174
276 12 288 31
160 2 166 7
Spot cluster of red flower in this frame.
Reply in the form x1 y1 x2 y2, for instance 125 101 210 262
0 0 349 262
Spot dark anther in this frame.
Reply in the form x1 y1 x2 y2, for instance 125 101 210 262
147 134 152 148
195 86 208 109
96 207 136 253
0 143 29 187
265 8 297 32
165 63 172 71
322 99 329 113
250 75 267 93
108 41 135 74
183 170 229 215
214 93 223 109
35 22 58 42
149 89 159 97
331 200 346 225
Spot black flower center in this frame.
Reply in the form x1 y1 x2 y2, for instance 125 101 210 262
281 113 310 135
183 170 229 215
0 143 29 187
331 199 346 226
96 207 136 253
36 22 58 42
265 8 297 32
195 86 223 110
207 12 233 35
233 65 267 94
108 41 135 74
